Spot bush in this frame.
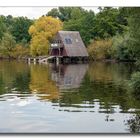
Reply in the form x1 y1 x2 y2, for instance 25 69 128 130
12 44 30 58
129 72 140 95
0 32 16 58
135 60 140 71
87 39 113 60
112 33 135 61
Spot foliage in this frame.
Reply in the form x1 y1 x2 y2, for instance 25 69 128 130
11 17 33 43
0 15 33 43
0 32 16 58
0 16 7 39
64 9 96 45
127 8 140 60
12 44 30 58
50 7 128 45
47 7 73 22
129 72 140 95
0 7 139 59
93 7 128 39
47 7 96 45
29 16 63 56
126 114 140 133
29 32 50 56
109 8 140 61
106 8 140 62
111 33 135 60
87 39 113 60
135 60 140 71
47 8 60 18
0 15 33 58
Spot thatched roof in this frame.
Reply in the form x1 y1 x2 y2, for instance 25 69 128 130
58 31 89 57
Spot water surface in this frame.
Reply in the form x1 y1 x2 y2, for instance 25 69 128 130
0 61 140 133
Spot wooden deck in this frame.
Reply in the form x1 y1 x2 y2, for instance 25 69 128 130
26 56 89 64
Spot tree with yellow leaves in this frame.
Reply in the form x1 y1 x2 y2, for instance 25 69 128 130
28 16 63 56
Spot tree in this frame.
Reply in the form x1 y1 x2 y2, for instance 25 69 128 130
87 39 113 60
93 7 127 39
11 17 33 43
111 33 135 61
47 7 73 22
28 16 63 56
47 8 60 18
3 15 14 32
63 8 95 45
58 7 73 21
47 7 128 46
112 8 140 61
127 8 140 60
0 16 7 39
12 44 30 58
0 32 16 58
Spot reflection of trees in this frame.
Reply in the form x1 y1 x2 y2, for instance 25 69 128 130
88 62 134 82
57 62 140 113
0 75 5 94
29 64 88 101
0 60 30 94
29 64 59 100
1 61 140 114
126 114 140 133
58 74 132 111
12 71 30 92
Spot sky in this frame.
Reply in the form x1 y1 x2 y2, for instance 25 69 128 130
0 7 99 19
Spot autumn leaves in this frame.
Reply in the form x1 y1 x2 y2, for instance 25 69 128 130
28 16 63 56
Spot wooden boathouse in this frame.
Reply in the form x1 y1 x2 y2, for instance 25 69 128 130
49 31 89 63
27 31 89 64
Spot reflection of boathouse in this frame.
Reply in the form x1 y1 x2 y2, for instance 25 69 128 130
50 64 88 89
50 31 89 63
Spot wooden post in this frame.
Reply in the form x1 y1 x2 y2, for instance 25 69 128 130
28 58 31 64
56 57 59 65
33 58 36 64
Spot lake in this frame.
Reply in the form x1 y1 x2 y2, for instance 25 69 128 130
0 60 140 133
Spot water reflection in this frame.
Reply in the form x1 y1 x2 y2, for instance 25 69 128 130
29 64 88 101
0 61 31 100
0 60 140 133
50 64 88 90
29 64 59 101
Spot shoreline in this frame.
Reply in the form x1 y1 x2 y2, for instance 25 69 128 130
0 57 136 64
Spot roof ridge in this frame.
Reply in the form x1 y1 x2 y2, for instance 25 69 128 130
58 30 79 33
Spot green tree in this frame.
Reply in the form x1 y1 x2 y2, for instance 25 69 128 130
0 16 7 39
94 7 127 39
11 17 33 43
63 8 95 45
47 8 60 18
0 32 16 58
47 7 73 22
3 15 15 32
112 33 135 61
127 8 140 60
112 8 140 61
58 7 73 21
129 72 140 95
